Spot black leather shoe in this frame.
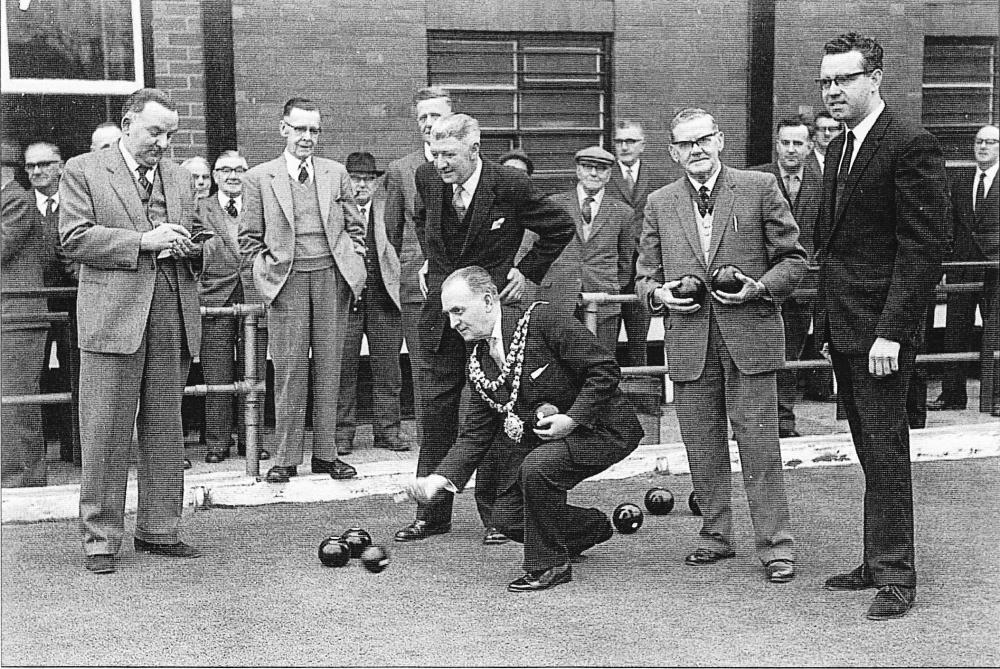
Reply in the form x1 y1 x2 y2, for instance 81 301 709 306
483 527 510 545
205 449 225 464
183 458 192 470
394 520 451 542
258 448 271 461
927 397 964 411
508 563 572 592
684 548 736 565
779 427 801 438
867 585 915 620
265 465 297 483
85 554 116 574
134 538 203 558
311 457 357 480
764 559 796 583
824 565 876 591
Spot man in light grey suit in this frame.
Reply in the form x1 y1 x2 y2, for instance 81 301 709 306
240 97 367 484
336 152 408 455
635 108 806 584
539 146 635 353
384 87 453 441
60 88 206 574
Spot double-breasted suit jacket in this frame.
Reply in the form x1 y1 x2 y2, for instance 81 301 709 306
635 166 808 382
539 190 635 317
238 155 367 304
59 148 202 355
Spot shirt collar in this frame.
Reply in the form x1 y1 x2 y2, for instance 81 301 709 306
577 184 605 208
218 192 242 212
778 164 804 181
423 143 434 162
845 99 885 146
118 138 157 180
454 157 483 197
978 163 999 181
284 151 313 179
34 188 58 213
489 305 504 349
687 164 722 195
618 160 639 179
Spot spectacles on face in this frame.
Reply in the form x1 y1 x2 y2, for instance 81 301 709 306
974 138 999 146
816 126 841 135
613 138 642 146
671 132 718 153
283 122 322 136
815 71 869 91
25 160 60 171
215 166 247 175
577 163 611 173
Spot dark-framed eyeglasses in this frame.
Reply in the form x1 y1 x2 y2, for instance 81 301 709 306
671 132 718 153
214 166 247 175
815 71 870 91
974 138 999 146
25 160 61 171
283 122 322 136
612 138 643 146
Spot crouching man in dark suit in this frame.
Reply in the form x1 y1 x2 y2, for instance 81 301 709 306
408 266 643 592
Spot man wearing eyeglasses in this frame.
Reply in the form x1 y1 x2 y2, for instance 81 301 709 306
808 112 842 175
813 33 951 621
607 120 669 366
635 108 806 585
240 97 367 484
930 125 999 415
194 150 268 464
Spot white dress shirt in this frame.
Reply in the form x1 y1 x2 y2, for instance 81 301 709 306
453 158 484 210
34 189 59 215
838 100 886 174
284 151 314 183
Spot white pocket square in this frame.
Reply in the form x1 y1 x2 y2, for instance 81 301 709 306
490 218 505 230
530 364 549 380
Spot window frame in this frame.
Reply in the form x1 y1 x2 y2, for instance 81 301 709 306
1 0 146 95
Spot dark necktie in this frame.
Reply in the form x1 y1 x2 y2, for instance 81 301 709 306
453 185 467 220
697 186 712 217
834 131 855 212
974 171 985 213
137 166 152 199
623 167 635 198
581 196 594 240
226 197 238 217
298 160 309 184
44 197 55 219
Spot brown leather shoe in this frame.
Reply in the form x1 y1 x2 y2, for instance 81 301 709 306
508 563 572 592
394 520 451 542
867 585 915 620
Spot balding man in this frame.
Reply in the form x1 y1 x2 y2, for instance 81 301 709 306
90 122 123 153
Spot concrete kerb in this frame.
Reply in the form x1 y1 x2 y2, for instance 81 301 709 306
2 423 998 524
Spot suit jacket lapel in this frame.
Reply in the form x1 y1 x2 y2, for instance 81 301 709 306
315 160 333 228
212 199 242 259
106 151 149 232
671 187 707 270
269 161 296 230
834 109 891 225
161 162 184 227
707 172 736 267
608 170 630 204
589 196 611 239
459 162 497 259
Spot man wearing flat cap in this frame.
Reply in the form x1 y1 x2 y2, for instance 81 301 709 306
336 152 409 455
538 146 635 352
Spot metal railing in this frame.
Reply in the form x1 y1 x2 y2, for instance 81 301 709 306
1 287 268 477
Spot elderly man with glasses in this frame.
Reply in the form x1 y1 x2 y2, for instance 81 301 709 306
240 97 367 483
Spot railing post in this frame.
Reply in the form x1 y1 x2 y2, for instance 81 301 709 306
243 310 262 478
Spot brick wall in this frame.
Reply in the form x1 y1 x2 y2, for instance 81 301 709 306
152 0 208 162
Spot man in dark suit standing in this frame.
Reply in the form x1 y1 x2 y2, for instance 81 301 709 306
384 87 453 444
606 120 669 366
240 98 367 484
336 152 408 455
807 111 842 176
60 88 207 574
2 179 50 487
750 118 823 437
813 33 951 620
635 108 806 584
408 267 642 591
194 150 268 463
540 146 635 352
928 125 999 413
394 113 574 542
